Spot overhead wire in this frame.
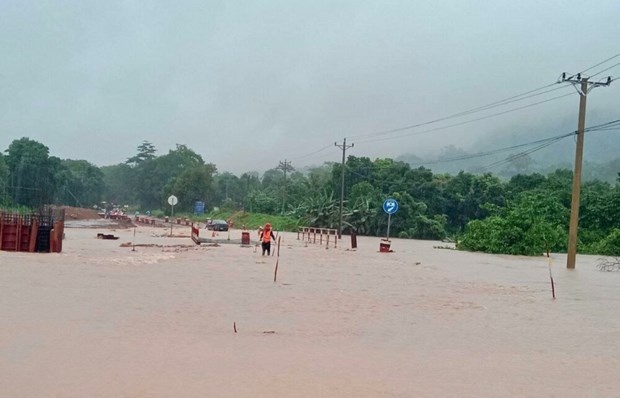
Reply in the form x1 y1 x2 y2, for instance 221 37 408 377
589 61 620 78
479 138 567 172
348 52 620 144
288 53 620 166
480 119 620 171
341 118 620 172
355 92 575 144
289 144 334 162
580 52 620 74
348 83 567 140
583 119 620 131
409 132 576 166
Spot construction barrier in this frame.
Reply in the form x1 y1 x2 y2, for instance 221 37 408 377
241 231 250 245
0 207 65 253
191 224 200 244
379 239 391 253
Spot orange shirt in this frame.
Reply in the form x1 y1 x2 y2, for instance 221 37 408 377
261 229 274 243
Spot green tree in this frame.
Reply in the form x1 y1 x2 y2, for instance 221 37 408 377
126 141 157 165
349 181 380 207
592 229 620 256
285 171 311 212
168 164 217 212
5 138 59 207
133 144 206 209
458 192 567 255
0 153 8 205
101 163 136 205
307 164 333 193
239 171 261 210
296 189 338 228
55 159 105 207
506 173 546 198
376 191 426 237
344 196 377 235
443 171 506 232
246 189 279 214
409 214 448 240
261 168 284 190
213 172 242 209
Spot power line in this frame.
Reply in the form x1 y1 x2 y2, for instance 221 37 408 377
471 120 620 172
287 53 620 166
479 121 620 171
289 144 333 162
479 138 567 172
583 119 620 131
349 82 566 140
345 52 620 145
590 61 620 78
579 52 620 74
339 119 620 172
411 132 576 166
345 125 619 181
355 92 575 144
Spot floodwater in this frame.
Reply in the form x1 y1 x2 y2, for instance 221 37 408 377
1 225 619 397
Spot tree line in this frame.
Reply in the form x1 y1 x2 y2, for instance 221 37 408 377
1 137 619 256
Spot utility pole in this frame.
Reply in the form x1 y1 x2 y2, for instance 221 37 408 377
335 138 354 239
276 159 294 214
561 73 612 269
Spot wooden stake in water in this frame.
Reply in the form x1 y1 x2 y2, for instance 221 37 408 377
272 231 278 256
132 227 136 251
273 236 281 282
545 241 556 299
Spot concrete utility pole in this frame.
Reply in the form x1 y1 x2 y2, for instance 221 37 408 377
561 73 612 269
276 159 294 214
335 138 354 239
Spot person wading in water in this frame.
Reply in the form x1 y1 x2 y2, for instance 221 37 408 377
259 223 276 256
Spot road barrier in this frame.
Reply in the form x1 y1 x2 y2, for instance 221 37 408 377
297 227 338 249
0 207 65 253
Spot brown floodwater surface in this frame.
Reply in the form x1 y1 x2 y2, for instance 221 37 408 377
1 226 619 397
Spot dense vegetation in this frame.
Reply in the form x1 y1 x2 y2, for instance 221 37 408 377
2 137 619 256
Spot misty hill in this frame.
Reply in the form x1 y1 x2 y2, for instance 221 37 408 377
397 111 620 182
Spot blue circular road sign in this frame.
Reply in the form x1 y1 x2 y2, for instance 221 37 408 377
382 198 399 215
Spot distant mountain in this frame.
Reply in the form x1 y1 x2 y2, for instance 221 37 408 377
397 111 620 182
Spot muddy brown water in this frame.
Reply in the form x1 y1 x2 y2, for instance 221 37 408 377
1 225 619 397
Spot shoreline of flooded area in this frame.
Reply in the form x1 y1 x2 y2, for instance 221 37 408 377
1 225 619 397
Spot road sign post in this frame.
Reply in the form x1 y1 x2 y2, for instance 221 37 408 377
168 195 178 236
381 198 399 253
382 198 399 240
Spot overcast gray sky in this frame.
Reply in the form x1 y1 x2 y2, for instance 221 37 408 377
1 0 619 174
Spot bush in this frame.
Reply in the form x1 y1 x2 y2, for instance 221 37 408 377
592 229 620 256
457 192 567 256
411 215 447 240
458 216 565 256
152 209 165 218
